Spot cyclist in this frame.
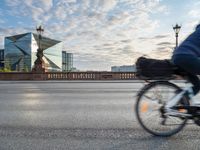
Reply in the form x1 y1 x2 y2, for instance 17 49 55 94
172 24 200 99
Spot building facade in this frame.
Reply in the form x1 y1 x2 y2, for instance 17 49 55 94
4 32 62 72
111 65 136 72
0 49 4 69
62 51 73 72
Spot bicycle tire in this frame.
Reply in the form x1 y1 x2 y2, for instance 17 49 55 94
135 81 189 137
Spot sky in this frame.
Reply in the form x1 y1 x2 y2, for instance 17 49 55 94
0 0 200 71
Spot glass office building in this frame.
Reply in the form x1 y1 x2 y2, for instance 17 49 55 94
4 32 62 72
62 51 73 72
0 49 4 69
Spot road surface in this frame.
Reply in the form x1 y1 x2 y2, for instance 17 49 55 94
0 81 200 150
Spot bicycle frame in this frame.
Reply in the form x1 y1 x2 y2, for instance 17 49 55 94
165 85 194 115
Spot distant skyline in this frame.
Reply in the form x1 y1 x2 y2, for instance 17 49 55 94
0 0 200 71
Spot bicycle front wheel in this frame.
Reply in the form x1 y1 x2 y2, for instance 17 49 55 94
135 81 189 137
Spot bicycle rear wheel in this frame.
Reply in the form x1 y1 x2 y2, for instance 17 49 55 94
135 81 189 137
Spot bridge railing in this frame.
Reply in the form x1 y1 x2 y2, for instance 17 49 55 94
0 72 136 80
0 72 33 80
46 72 136 80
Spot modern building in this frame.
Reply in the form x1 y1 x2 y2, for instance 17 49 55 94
4 32 62 72
111 65 136 72
62 51 73 72
0 49 4 69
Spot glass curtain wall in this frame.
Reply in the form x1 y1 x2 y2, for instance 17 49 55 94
4 33 62 72
33 34 62 72
4 33 31 71
0 49 4 69
62 51 73 72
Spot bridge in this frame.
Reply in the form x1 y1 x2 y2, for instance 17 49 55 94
0 72 136 80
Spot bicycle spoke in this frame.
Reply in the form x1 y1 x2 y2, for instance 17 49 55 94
136 81 188 137
143 95 154 100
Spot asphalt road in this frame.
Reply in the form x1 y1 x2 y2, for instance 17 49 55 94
0 80 200 150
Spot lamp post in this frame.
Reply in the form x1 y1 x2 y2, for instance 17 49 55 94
32 25 45 73
173 24 181 48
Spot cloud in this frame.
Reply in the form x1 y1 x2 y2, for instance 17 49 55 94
5 0 20 6
120 39 132 43
138 34 170 40
157 42 173 46
1 0 169 70
0 20 5 24
151 47 173 59
24 0 53 12
153 35 170 39
188 10 200 18
188 1 200 19
100 0 117 12
183 1 200 32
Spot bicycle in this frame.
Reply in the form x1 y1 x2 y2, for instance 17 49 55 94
135 65 200 137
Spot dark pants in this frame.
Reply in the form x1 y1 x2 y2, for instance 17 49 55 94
172 54 200 95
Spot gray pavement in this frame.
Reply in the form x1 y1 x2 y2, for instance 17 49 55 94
0 80 200 150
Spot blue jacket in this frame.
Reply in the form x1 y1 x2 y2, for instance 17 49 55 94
173 24 200 57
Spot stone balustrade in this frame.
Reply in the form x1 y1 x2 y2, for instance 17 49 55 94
0 72 136 80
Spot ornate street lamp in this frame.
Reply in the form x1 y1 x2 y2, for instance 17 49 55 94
173 24 181 48
32 25 45 73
